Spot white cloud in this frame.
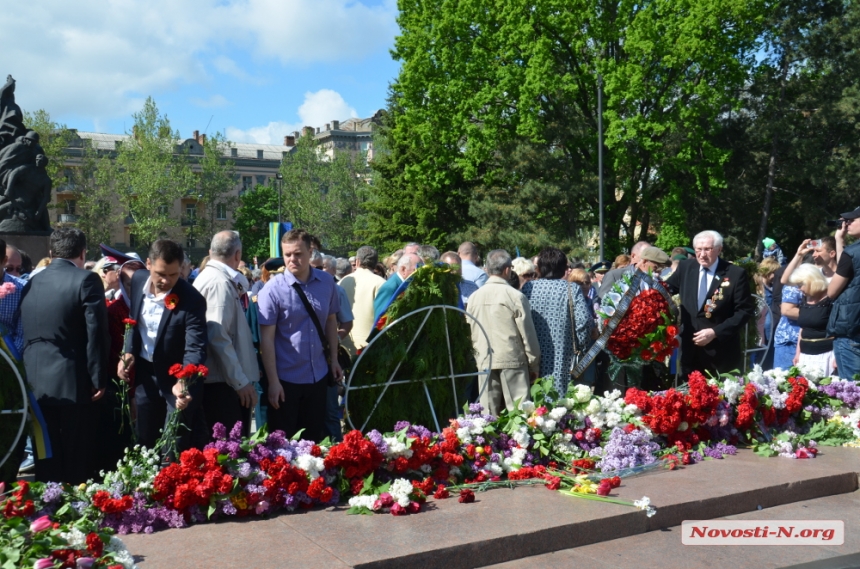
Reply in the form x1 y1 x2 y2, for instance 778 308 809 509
0 0 396 122
190 94 230 109
226 89 358 144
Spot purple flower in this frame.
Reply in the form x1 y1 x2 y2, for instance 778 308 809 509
367 430 388 455
229 421 244 441
822 380 860 409
212 423 227 440
589 427 660 472
468 403 484 414
41 482 64 504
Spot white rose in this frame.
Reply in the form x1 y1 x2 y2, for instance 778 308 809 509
520 401 536 414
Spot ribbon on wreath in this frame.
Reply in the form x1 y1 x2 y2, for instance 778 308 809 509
0 328 52 459
571 269 678 379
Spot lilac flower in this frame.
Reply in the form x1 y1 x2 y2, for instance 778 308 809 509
212 423 227 440
266 430 288 449
821 380 860 409
367 430 388 455
589 427 660 472
229 421 244 441
393 421 411 432
469 403 484 414
41 482 64 504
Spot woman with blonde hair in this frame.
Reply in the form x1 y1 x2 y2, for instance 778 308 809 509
783 242 835 376
511 257 537 289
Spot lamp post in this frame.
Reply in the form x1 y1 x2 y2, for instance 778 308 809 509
275 173 283 225
597 74 605 262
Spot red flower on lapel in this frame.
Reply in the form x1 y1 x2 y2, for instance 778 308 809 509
164 293 179 311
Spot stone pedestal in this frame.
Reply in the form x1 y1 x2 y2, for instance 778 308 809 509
0 231 51 262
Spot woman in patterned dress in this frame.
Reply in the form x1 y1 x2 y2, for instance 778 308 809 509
522 248 594 394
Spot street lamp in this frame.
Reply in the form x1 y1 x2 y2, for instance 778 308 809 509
275 173 283 225
597 74 605 262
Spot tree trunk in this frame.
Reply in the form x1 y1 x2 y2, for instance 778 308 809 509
755 54 790 261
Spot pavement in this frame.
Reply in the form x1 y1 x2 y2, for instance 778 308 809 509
119 446 860 569
485 491 860 569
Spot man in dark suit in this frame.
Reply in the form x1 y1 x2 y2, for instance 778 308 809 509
118 239 208 452
666 230 754 377
21 228 109 483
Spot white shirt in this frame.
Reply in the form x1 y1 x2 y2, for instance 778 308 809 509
699 258 720 292
139 277 171 362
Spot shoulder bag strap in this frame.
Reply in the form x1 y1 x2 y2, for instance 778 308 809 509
567 282 581 358
291 279 330 357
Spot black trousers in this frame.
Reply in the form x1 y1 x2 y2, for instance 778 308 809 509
35 403 98 484
203 382 252 439
134 359 208 453
266 376 328 442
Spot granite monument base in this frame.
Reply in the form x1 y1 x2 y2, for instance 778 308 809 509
0 231 51 263
121 447 860 569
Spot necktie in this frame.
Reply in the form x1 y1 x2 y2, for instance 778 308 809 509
698 267 709 309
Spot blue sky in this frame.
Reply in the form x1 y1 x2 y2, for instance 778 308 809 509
0 0 400 144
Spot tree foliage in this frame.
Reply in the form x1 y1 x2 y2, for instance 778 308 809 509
70 140 118 257
366 0 767 257
193 132 237 248
233 183 279 262
277 133 368 255
113 97 195 248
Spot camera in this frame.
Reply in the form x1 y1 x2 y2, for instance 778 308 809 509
826 219 844 229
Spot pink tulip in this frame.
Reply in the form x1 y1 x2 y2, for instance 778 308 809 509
33 559 54 569
30 515 52 533
76 557 95 568
0 481 5 494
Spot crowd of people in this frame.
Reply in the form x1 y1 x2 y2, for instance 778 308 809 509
4 204 859 484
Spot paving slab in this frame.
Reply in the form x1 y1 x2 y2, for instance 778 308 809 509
485 489 860 569
121 447 860 569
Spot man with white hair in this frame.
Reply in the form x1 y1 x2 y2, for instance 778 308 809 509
193 230 259 436
374 252 421 321
339 245 386 354
666 230 754 377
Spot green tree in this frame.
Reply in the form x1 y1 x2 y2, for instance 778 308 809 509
21 109 74 192
367 0 768 256
193 133 237 247
233 182 279 261
70 139 118 257
278 133 368 255
114 97 195 248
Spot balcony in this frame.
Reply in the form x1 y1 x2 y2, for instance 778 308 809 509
181 217 198 227
57 214 79 224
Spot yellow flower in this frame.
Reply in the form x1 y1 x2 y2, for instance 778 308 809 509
231 491 249 510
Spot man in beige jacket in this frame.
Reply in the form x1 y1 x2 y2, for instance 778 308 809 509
339 245 386 354
193 230 260 437
467 249 540 415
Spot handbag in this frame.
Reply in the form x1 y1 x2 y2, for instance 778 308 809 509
290 279 345 387
567 282 583 377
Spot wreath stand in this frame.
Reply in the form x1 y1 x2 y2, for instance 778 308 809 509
0 347 28 472
343 305 493 433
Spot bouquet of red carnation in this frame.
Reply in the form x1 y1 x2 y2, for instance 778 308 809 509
169 363 209 397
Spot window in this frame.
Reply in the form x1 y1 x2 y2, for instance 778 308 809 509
64 200 76 215
158 205 169 215
185 203 198 219
256 175 266 185
242 176 252 191
129 234 138 248
216 203 227 220
256 149 263 159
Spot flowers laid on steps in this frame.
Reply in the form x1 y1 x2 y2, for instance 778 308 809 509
1 365 859 556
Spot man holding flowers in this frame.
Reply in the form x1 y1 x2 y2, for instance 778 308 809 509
118 239 208 452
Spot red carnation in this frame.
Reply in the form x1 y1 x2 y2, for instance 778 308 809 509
458 489 476 503
433 485 450 499
122 318 137 326
86 532 104 557
545 476 561 491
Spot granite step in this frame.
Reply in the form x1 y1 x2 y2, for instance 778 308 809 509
121 447 860 569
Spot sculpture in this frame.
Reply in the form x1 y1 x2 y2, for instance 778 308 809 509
0 76 52 233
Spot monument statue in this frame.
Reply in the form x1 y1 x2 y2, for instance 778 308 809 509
0 76 52 233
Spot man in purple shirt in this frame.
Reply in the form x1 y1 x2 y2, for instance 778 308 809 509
257 229 343 441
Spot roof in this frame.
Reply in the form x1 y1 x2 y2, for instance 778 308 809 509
71 131 293 161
